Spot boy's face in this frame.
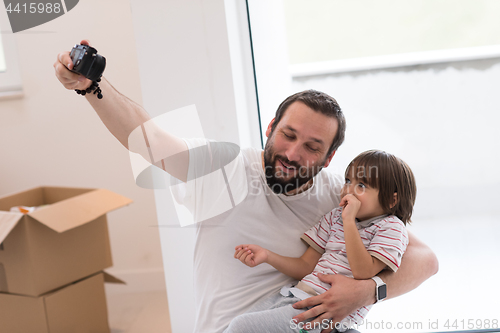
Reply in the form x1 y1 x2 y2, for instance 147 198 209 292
263 101 338 194
341 167 386 221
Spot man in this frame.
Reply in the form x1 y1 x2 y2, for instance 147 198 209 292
54 40 438 333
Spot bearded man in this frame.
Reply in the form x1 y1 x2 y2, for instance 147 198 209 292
54 41 438 333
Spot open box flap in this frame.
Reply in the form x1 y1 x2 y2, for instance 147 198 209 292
0 211 23 244
28 189 133 233
0 187 44 212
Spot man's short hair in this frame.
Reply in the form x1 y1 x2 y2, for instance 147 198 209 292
271 89 346 156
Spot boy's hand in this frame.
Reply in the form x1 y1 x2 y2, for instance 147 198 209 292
339 194 361 222
234 244 268 267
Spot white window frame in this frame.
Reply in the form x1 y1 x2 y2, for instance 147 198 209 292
290 44 500 77
128 0 261 331
0 7 23 99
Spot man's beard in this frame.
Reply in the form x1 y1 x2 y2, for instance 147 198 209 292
263 138 325 195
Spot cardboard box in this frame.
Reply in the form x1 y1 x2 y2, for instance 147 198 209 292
0 271 124 333
0 186 132 296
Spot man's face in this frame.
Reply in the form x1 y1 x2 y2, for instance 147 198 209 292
263 101 339 194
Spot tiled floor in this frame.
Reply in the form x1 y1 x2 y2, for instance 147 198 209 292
107 290 172 333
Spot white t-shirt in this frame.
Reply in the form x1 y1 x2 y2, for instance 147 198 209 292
171 138 343 333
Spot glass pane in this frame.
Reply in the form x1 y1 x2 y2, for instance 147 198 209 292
285 0 500 64
248 1 500 332
0 34 6 73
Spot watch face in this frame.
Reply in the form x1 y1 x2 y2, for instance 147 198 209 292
379 285 387 300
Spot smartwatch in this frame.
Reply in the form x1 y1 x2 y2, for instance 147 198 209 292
371 276 387 303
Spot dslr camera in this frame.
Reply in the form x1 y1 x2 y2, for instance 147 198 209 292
69 44 106 82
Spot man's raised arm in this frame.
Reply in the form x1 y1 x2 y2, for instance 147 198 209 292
53 40 189 181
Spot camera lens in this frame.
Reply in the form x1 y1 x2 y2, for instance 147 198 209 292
87 54 106 81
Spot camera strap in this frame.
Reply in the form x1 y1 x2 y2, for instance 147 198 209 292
75 77 103 99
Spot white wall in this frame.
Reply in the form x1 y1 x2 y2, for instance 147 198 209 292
128 0 258 331
0 0 166 301
291 58 500 220
0 1 259 332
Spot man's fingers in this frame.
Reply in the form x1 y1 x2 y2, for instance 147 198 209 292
320 319 339 333
57 51 73 70
56 70 79 83
54 63 89 89
54 43 94 91
60 39 91 69
301 313 333 333
293 295 324 322
306 313 332 332
292 293 322 310
292 303 325 324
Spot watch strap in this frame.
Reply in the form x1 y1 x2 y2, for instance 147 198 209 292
371 276 387 303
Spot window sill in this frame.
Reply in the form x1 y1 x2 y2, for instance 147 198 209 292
289 44 500 77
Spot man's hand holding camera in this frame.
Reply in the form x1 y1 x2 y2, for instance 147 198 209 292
54 40 92 91
54 40 105 98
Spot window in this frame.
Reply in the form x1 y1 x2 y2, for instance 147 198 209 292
286 0 500 76
0 8 23 98
0 35 6 72
247 1 500 332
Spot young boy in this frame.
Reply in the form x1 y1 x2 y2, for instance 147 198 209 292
226 150 416 333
